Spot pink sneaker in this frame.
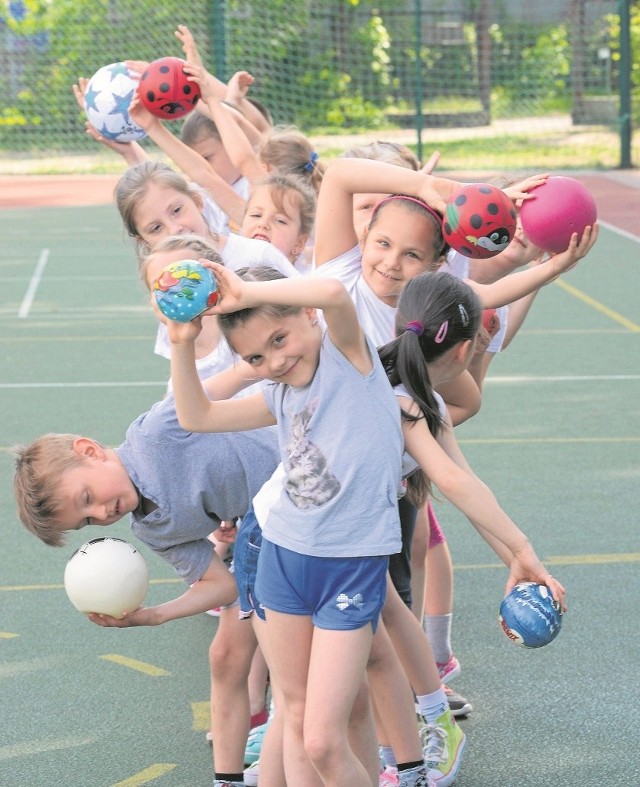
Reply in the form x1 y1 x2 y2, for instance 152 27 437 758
436 654 460 685
379 765 400 786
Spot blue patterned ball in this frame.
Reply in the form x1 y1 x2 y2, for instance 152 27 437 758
153 260 219 323
499 582 563 648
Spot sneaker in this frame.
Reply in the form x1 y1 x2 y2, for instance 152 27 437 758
436 655 460 685
397 763 434 787
245 719 269 765
443 684 473 718
205 607 222 617
380 765 400 786
213 781 243 787
420 710 466 787
250 704 269 730
244 760 259 787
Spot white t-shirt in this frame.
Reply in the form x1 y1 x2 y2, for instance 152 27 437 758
202 176 251 236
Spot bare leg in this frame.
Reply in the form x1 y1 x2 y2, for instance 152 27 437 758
410 501 429 621
247 645 269 723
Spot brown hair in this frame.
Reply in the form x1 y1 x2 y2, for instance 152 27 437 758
247 173 316 238
341 140 420 171
12 434 87 547
257 126 325 194
137 234 223 290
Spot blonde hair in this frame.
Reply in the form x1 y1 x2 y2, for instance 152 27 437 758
247 173 316 238
180 112 221 146
12 434 87 547
137 234 224 290
341 140 420 171
257 126 325 193
114 161 205 242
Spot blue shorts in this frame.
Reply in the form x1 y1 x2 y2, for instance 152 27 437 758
231 506 266 621
255 538 388 632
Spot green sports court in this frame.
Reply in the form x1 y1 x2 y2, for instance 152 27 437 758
0 173 638 786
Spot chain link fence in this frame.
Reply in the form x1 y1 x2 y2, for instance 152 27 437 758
0 0 633 171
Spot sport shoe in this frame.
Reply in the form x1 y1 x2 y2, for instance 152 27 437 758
443 684 473 718
245 719 269 765
398 763 434 787
380 765 400 786
420 710 466 787
436 655 460 685
250 704 269 730
244 760 259 787
213 781 243 787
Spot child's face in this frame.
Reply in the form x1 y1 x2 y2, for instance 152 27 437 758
230 310 320 388
361 202 442 306
55 445 139 534
189 136 241 186
352 192 388 247
241 185 307 262
133 183 209 248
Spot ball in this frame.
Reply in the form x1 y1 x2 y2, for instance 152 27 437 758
64 537 149 617
138 56 200 119
84 62 147 142
153 260 219 322
443 183 517 259
499 582 563 649
519 176 597 254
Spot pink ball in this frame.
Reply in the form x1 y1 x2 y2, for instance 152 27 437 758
519 176 597 254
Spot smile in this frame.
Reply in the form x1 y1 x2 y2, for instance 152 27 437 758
376 268 400 281
252 233 270 242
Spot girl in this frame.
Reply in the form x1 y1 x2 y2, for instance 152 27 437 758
167 265 405 786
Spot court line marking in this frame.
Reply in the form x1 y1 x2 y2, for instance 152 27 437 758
458 436 639 444
18 248 49 319
111 764 177 786
0 578 182 591
0 735 99 761
553 278 640 332
191 701 211 732
100 654 170 677
0 632 19 639
598 218 640 244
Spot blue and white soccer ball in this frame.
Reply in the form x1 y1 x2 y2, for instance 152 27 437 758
84 62 147 143
499 582 563 648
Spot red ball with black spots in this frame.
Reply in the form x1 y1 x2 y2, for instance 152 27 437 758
139 56 200 120
443 183 517 259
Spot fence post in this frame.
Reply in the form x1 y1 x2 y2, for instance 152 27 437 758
208 0 227 83
618 0 632 169
413 0 424 163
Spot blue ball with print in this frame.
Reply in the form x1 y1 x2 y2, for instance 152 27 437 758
499 582 563 648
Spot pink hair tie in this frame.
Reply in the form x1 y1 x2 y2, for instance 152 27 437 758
434 320 449 344
372 194 442 225
405 321 424 336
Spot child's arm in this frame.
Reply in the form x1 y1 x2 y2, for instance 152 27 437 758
127 92 246 226
399 396 566 606
435 371 481 426
468 224 599 309
183 62 267 184
314 158 461 267
200 360 262 401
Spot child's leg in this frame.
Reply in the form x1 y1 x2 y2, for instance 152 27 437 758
348 678 380 786
209 607 257 775
304 624 376 786
409 500 429 620
247 645 269 727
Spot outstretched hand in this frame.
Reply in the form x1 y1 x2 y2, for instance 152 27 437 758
175 24 203 69
506 544 567 612
86 606 160 627
504 173 549 205
547 223 599 276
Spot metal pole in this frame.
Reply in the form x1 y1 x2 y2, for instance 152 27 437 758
618 0 632 169
414 0 424 164
208 0 227 83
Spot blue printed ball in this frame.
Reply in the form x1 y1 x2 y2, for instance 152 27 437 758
499 582 563 648
153 260 219 323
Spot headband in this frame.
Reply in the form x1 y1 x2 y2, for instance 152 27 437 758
372 194 442 225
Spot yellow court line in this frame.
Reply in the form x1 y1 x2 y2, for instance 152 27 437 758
554 279 640 332
454 552 640 571
100 654 170 677
0 632 19 639
111 764 177 786
459 436 640 445
0 578 182 592
191 701 211 732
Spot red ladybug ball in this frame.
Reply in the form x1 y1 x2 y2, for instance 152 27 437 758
139 56 200 120
443 183 517 260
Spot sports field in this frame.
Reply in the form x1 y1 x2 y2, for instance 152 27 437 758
0 173 639 787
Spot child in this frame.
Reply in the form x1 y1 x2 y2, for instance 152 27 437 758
166 264 405 786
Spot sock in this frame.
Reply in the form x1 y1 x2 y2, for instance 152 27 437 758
214 773 243 782
423 613 453 665
380 746 397 767
416 687 448 724
398 760 424 771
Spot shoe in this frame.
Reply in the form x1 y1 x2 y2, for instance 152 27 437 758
245 719 269 765
420 710 466 787
244 760 259 787
436 655 460 685
380 765 400 786
443 684 472 718
213 781 243 787
397 763 434 786
205 607 222 617
250 704 269 730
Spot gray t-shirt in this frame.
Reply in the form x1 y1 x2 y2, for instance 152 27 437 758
116 394 279 585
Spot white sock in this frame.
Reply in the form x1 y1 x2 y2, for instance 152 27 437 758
380 746 397 767
416 687 448 724
423 613 453 664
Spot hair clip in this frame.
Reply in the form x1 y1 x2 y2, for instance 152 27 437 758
303 151 319 173
434 320 449 344
458 304 469 327
405 320 424 337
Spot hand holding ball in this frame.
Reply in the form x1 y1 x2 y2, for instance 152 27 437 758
443 183 517 259
499 582 563 648
84 62 146 142
519 176 597 254
64 538 149 617
153 260 219 322
138 56 200 119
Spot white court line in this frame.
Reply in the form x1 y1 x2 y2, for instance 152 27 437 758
0 382 165 389
18 248 49 319
598 219 640 244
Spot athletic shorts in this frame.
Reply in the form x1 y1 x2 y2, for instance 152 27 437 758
231 506 266 621
255 537 388 632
